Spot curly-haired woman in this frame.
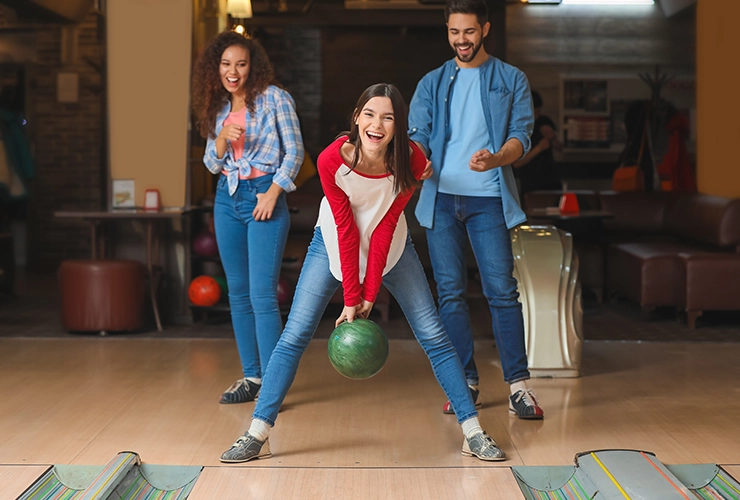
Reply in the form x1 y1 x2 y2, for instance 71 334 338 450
192 31 304 405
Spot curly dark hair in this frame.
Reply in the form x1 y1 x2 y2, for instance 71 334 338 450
192 31 276 139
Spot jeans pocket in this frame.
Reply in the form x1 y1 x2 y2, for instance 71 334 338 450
253 174 275 194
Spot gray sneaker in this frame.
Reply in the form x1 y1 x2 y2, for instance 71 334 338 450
220 378 261 404
220 432 272 463
509 389 544 419
462 432 506 461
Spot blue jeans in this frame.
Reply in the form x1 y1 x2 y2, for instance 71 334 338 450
426 193 529 385
214 174 290 379
253 227 478 426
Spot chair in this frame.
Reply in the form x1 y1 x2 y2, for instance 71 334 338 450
58 259 145 334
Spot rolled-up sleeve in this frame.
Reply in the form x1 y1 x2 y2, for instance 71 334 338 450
508 71 534 158
203 136 226 174
408 77 433 155
272 91 304 193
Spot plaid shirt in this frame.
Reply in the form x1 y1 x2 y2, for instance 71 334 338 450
203 85 304 195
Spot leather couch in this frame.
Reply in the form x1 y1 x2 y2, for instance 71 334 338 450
605 192 740 327
523 190 740 328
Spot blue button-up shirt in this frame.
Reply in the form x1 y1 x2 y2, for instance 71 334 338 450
203 85 304 196
409 56 534 230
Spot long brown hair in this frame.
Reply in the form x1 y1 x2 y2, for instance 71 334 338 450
347 83 419 195
192 31 276 139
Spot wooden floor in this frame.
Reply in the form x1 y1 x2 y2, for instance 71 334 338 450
1 338 739 499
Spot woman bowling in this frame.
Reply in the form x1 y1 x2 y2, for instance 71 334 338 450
191 31 304 405
219 83 505 464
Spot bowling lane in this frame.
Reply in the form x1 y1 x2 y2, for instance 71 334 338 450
0 465 52 498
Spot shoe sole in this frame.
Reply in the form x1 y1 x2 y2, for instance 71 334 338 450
220 439 272 464
219 398 256 405
219 394 259 405
508 408 544 420
443 401 482 415
461 450 506 462
219 451 272 463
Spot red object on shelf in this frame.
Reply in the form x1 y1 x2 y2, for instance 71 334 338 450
143 189 161 211
559 193 580 214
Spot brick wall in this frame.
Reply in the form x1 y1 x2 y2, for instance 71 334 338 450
320 26 451 148
258 27 322 159
1 7 105 271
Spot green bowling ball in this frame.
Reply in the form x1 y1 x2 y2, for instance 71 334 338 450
214 276 228 299
328 318 389 380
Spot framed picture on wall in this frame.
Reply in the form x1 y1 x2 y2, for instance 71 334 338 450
112 179 135 208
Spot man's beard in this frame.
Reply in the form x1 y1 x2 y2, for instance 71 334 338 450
453 40 483 63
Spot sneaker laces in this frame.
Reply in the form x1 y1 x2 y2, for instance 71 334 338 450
480 432 497 448
224 378 246 393
516 389 538 407
230 434 250 448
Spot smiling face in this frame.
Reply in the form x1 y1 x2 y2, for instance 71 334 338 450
355 96 395 157
447 13 490 67
219 45 250 96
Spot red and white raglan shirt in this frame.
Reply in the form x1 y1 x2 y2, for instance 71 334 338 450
316 136 426 307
